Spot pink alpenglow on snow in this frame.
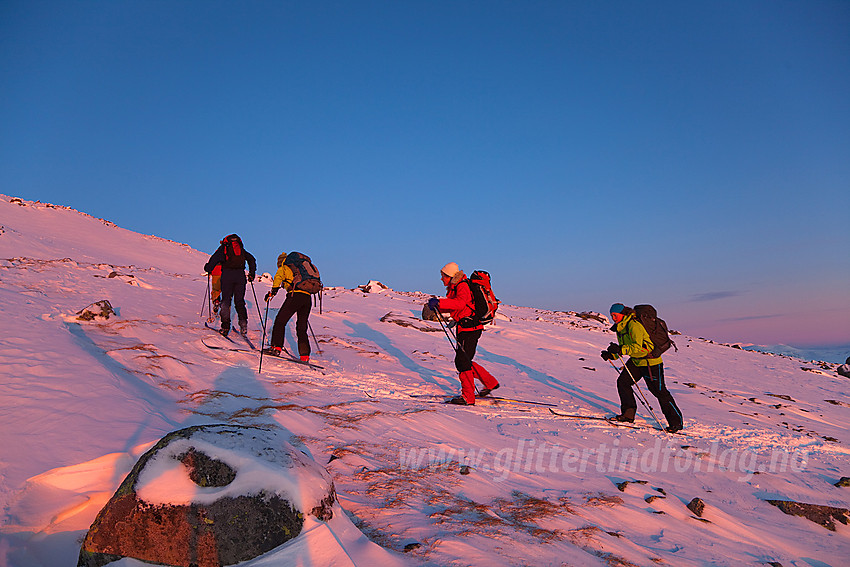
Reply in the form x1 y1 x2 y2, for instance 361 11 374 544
1 195 849 566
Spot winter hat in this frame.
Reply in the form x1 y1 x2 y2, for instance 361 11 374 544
610 303 626 315
277 252 288 268
440 262 460 278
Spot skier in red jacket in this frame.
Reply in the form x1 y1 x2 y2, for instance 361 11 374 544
428 262 499 405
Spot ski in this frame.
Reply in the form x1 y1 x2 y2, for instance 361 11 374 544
204 322 236 343
478 395 557 407
408 395 483 406
408 393 549 408
263 352 324 370
548 408 650 429
237 331 256 350
201 339 252 353
201 339 324 369
408 394 455 402
408 393 451 399
273 346 325 369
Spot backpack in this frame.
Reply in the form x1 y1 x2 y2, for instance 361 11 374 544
221 234 246 269
465 270 499 326
633 304 677 358
283 251 323 294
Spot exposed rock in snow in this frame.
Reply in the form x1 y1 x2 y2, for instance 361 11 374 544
381 311 442 332
357 280 388 293
765 499 850 531
76 300 115 321
78 424 335 567
687 497 706 517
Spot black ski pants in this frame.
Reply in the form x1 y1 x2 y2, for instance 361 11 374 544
617 359 683 428
455 329 482 373
270 292 312 356
220 269 248 330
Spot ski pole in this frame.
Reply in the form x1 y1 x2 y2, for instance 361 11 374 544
609 359 665 430
249 281 264 328
611 358 658 423
433 306 482 395
208 274 213 322
307 320 323 355
432 306 457 352
618 361 659 422
258 296 270 374
201 274 210 320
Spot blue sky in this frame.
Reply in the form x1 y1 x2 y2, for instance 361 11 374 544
2 1 848 347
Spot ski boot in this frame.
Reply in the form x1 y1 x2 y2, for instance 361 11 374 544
478 383 500 397
612 408 636 423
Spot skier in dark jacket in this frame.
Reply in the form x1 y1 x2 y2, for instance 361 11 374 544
601 303 683 433
203 234 256 337
428 262 499 405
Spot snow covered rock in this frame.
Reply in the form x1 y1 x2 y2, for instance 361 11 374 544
76 300 115 321
77 424 336 567
357 280 388 293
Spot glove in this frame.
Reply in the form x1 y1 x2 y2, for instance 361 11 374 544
427 297 441 311
248 273 255 282
607 342 622 356
264 288 279 302
600 350 614 361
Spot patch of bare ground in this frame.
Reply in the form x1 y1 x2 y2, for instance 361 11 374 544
584 492 625 507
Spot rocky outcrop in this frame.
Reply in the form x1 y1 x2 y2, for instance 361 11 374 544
78 424 336 567
381 311 441 331
766 499 850 531
76 300 115 321
687 497 706 517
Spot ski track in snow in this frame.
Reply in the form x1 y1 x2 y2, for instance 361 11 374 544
1 195 849 567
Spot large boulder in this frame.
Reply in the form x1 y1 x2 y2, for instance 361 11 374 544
78 424 336 567
766 499 850 531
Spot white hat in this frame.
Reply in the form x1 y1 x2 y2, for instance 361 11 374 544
440 262 460 278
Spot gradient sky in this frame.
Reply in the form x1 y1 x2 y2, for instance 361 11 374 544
2 1 848 347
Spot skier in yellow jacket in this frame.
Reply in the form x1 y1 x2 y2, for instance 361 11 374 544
601 303 683 433
263 253 312 362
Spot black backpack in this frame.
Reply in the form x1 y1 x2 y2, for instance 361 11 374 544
283 252 323 294
633 304 677 359
221 234 246 270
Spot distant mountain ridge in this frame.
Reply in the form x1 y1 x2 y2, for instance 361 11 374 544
744 343 850 365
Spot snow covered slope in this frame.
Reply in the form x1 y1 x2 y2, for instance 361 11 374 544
1 195 848 567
